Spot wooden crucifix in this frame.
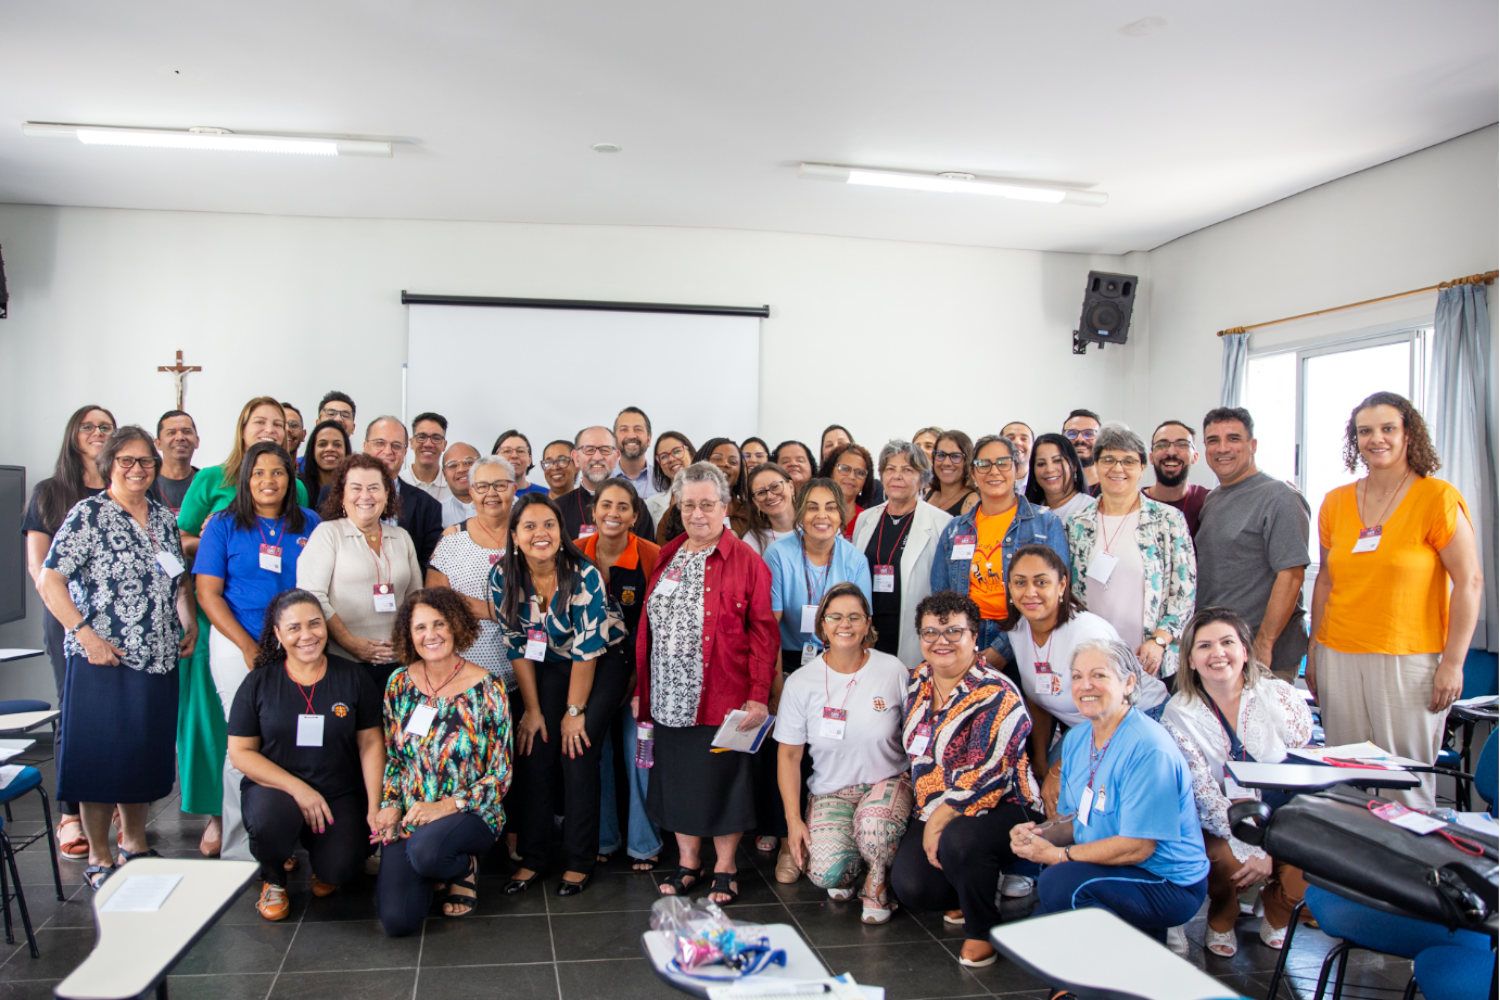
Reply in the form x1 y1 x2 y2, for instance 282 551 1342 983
157 350 202 410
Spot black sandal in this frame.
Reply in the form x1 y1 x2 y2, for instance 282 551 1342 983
707 871 739 905
443 857 478 917
658 866 704 896
83 864 116 891
631 855 660 873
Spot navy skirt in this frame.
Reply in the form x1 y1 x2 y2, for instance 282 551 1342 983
57 654 179 804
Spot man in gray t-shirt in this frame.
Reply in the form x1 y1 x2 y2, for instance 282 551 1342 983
1196 408 1311 680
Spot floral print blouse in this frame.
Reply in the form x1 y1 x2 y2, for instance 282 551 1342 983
1065 496 1197 675
487 560 614 664
381 668 513 834
43 494 185 674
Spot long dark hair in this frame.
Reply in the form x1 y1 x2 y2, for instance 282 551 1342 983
496 494 589 630
818 442 877 507
1024 433 1086 507
656 437 741 544
651 431 695 493
1001 544 1085 631
300 419 350 502
230 442 306 533
36 404 116 534
252 589 326 669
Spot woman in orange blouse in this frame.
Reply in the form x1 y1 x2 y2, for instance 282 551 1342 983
1308 392 1482 808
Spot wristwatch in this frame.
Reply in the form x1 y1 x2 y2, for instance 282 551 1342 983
452 794 468 813
1152 634 1170 648
566 704 586 718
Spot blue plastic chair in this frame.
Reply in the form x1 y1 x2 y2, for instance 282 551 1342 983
1412 940 1498 1000
1474 730 1496 812
0 767 59 959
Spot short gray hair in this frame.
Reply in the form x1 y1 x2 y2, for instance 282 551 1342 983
1094 423 1146 463
1070 637 1143 705
672 461 731 505
471 455 514 482
878 439 932 488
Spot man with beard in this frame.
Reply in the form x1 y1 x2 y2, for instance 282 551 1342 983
1001 420 1033 495
559 425 655 539
611 406 656 499
1062 409 1101 493
1143 419 1209 534
154 410 201 513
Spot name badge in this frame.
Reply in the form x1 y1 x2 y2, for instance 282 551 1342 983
259 543 283 573
872 565 896 593
950 534 977 560
907 722 933 757
372 583 397 613
1078 786 1094 826
524 628 548 662
1094 788 1107 813
1034 659 1053 675
296 713 325 747
819 706 847 741
1353 526 1382 553
799 604 819 634
404 703 437 738
579 523 598 538
488 552 502 566
1085 550 1118 584
1370 800 1445 834
801 641 819 666
656 567 682 597
155 550 186 578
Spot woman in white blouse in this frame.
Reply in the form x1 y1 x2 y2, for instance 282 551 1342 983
1160 608 1313 958
298 454 423 692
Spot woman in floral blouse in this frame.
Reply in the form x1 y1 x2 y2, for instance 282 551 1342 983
1161 608 1312 957
374 587 511 936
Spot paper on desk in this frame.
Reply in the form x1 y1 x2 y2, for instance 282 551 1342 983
0 747 25 763
1454 812 1499 836
102 874 182 912
0 765 26 789
711 711 776 753
1453 694 1498 709
1291 742 1426 769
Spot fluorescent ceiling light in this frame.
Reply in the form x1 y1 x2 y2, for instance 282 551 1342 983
798 162 1106 207
22 122 392 157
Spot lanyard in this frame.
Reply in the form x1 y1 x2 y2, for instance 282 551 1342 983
257 517 285 548
1086 724 1121 791
1357 472 1410 531
109 490 167 555
1207 695 1250 762
364 524 391 586
1030 624 1055 666
801 543 832 607
873 510 911 563
285 663 319 714
1097 501 1139 555
823 654 866 711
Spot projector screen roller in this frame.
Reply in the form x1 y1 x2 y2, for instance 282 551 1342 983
405 304 761 481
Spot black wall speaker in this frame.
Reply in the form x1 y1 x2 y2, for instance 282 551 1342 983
1073 270 1137 353
0 244 8 319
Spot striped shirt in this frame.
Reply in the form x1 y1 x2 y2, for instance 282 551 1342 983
902 659 1038 820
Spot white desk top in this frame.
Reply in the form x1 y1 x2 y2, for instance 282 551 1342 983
0 648 44 663
0 709 59 734
55 858 258 1000
991 909 1241 1000
642 923 829 999
1226 760 1420 791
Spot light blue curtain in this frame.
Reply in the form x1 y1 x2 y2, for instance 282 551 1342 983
1219 331 1249 406
1430 283 1496 651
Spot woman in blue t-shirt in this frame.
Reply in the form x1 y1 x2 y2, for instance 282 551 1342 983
1010 637 1209 944
196 442 321 862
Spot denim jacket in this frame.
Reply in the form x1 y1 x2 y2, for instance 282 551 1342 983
929 494 1070 662
1065 496 1197 676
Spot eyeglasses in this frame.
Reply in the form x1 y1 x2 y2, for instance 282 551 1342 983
833 463 868 481
679 500 723 514
413 432 447 445
320 407 353 421
751 480 787 502
366 438 405 452
470 480 514 495
823 612 868 625
1151 439 1193 453
918 626 972 642
973 458 1013 472
576 445 616 458
656 445 688 463
80 422 115 436
114 456 157 470
1063 429 1098 442
540 457 573 469
1096 455 1142 470
932 449 965 465
443 458 478 472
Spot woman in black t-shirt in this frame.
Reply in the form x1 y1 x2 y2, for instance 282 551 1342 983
228 589 384 922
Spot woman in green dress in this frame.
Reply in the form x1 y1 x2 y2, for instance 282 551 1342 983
177 395 309 856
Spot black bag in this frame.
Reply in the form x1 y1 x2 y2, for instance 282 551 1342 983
1259 788 1497 931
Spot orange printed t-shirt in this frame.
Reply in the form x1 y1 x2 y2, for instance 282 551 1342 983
1316 476 1469 655
970 506 1017 622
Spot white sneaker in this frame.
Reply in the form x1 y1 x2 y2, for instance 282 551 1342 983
1000 874 1035 898
826 887 855 902
1166 924 1189 955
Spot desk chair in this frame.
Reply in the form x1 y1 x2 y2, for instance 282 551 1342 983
0 761 67 959
1412 940 1498 1000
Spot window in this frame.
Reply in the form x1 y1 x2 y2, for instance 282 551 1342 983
1243 327 1431 563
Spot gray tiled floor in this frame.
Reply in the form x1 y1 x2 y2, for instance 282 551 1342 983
0 759 1421 1000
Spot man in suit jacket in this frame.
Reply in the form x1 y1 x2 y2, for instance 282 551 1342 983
363 415 444 572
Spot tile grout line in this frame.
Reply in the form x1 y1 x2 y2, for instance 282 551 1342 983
264 877 306 1000
542 868 563 1000
410 916 425 1000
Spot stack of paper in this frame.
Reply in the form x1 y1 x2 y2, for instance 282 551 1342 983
1290 742 1427 769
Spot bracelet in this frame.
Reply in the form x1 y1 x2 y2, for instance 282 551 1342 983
1061 846 1074 863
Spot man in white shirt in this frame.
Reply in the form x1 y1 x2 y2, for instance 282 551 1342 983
440 442 480 527
401 411 451 503
1001 420 1033 495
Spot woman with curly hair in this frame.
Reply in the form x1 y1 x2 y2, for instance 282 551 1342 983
373 587 511 934
228 590 384 921
1308 391 1482 808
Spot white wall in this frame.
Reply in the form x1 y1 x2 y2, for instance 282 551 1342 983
0 207 1142 697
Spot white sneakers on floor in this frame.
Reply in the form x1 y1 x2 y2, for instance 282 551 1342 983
1000 874 1035 898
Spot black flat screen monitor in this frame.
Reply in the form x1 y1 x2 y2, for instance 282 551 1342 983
0 465 26 625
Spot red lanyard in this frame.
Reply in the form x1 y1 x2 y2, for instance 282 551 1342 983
873 511 911 563
285 663 318 714
258 517 284 548
1086 731 1117 790
1098 502 1138 555
1030 624 1055 666
823 655 865 711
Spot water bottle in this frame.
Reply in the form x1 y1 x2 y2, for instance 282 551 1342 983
635 721 655 769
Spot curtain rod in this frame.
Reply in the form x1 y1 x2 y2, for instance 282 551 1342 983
1216 269 1498 337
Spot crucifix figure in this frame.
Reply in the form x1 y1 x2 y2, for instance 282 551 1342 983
157 350 203 410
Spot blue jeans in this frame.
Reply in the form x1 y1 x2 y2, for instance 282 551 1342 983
598 704 662 861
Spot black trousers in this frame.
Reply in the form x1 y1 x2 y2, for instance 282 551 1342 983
890 802 1040 940
241 783 368 889
513 648 630 874
377 811 495 937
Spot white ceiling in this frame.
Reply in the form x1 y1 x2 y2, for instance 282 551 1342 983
3 1 1495 254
